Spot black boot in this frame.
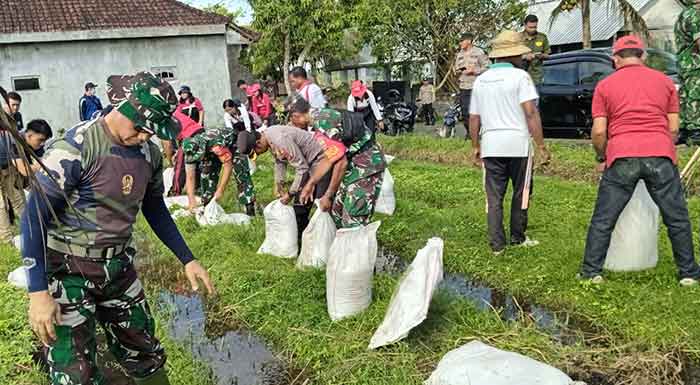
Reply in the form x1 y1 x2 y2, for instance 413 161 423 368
245 203 256 217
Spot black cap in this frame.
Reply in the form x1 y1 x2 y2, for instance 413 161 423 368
178 85 192 95
85 82 97 91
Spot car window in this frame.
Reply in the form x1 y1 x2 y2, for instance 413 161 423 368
543 62 578 86
579 62 613 86
646 51 678 75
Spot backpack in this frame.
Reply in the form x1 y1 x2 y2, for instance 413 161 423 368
340 110 369 147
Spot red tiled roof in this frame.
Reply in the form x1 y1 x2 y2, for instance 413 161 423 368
0 0 231 34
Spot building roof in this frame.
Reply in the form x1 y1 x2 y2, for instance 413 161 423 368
0 0 231 35
527 0 653 46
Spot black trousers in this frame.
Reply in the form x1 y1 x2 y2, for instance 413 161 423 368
459 89 472 124
293 171 332 245
581 157 700 279
421 103 435 125
483 157 531 251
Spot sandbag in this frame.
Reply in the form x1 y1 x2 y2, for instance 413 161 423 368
369 237 444 350
163 167 174 196
7 266 28 290
605 180 660 272
326 221 381 321
196 200 251 226
258 199 298 258
385 154 395 164
425 341 574 385
375 169 395 215
297 202 337 269
164 195 198 209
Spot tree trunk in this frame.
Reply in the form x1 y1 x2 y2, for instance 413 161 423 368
283 31 292 96
581 0 592 49
296 43 312 68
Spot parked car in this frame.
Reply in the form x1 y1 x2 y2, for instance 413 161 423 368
539 49 679 138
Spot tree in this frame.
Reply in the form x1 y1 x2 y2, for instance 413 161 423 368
549 0 649 49
185 1 244 24
247 0 359 95
355 0 526 91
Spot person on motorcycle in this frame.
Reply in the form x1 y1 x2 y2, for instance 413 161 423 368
417 79 436 126
347 80 384 133
384 89 416 135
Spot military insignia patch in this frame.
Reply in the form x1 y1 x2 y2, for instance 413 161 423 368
122 174 134 195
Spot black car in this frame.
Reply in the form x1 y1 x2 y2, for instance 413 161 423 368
540 49 679 137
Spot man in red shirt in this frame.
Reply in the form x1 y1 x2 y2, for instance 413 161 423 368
580 35 700 286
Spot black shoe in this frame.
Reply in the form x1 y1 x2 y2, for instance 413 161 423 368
245 203 256 217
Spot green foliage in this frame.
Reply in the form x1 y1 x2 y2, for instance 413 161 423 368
201 2 244 23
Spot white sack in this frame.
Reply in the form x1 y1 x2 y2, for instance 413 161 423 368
424 341 574 385
196 200 251 226
164 195 199 210
163 167 174 195
257 199 298 258
326 221 381 321
297 202 337 269
12 235 21 251
7 266 28 290
369 237 444 349
605 180 660 272
385 155 396 164
375 169 396 215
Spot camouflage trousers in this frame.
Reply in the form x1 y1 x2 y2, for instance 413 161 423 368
681 76 700 130
198 155 221 206
331 170 384 229
233 153 255 206
45 247 165 385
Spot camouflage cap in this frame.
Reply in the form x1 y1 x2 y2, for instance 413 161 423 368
106 72 181 141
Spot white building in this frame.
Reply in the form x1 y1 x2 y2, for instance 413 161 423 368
527 0 684 53
0 0 256 131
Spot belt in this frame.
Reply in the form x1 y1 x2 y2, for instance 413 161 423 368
47 237 132 259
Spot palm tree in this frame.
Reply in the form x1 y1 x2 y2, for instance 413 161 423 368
547 0 649 49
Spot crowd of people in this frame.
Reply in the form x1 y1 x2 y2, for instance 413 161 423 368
1 6 699 383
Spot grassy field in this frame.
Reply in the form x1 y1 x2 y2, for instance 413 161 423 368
3 133 699 385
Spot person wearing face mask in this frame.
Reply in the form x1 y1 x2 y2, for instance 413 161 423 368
676 0 700 144
20 72 215 385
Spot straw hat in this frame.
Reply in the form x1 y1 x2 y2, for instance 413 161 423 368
489 30 532 59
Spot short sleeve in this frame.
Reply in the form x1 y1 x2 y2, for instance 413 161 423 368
183 135 206 164
469 84 480 115
195 98 204 112
591 83 608 118
36 140 82 200
668 81 681 114
145 144 165 197
518 74 539 104
543 35 552 54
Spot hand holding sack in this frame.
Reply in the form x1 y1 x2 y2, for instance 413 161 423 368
258 199 298 258
297 201 337 269
326 221 381 321
196 200 251 226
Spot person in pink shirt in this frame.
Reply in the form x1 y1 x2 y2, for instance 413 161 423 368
247 83 272 125
580 35 700 286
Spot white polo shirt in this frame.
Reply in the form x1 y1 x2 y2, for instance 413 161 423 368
469 63 539 158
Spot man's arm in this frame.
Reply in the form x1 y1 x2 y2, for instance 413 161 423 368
213 160 233 202
274 158 287 198
347 95 355 112
239 106 252 131
185 163 198 209
522 99 551 163
368 91 383 121
668 113 680 143
541 35 551 60
469 114 482 166
310 85 327 110
79 97 87 121
319 155 348 210
478 50 490 74
591 117 608 159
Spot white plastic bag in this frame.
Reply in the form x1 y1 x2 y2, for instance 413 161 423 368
605 180 660 272
258 200 298 258
163 167 174 196
297 202 337 269
369 237 444 349
196 200 251 226
375 169 396 215
425 341 574 385
385 155 396 164
12 235 21 251
7 266 28 290
326 221 381 321
164 195 197 209
171 208 195 220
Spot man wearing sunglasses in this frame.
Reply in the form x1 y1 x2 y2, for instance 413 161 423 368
20 72 215 385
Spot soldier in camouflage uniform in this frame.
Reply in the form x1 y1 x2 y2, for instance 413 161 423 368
182 126 234 208
676 0 700 143
21 72 215 385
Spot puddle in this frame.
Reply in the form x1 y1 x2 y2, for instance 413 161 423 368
157 291 292 385
375 247 583 345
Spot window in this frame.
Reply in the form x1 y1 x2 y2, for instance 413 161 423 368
542 63 578 86
151 66 177 82
12 76 40 91
579 62 613 86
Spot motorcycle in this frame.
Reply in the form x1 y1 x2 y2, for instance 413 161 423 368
440 93 461 138
381 89 416 136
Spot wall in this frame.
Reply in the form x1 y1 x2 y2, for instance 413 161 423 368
0 33 234 132
642 0 683 51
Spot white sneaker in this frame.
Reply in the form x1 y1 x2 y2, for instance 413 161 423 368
577 274 604 284
493 249 504 256
516 237 540 247
680 278 698 287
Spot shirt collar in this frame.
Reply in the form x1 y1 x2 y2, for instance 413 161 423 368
490 63 514 69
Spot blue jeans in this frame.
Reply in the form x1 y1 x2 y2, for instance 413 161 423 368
581 157 700 279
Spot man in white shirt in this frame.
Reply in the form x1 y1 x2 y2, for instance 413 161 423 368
469 30 551 254
289 66 327 114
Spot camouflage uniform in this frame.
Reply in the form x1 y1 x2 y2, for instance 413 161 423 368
676 1 700 132
30 73 180 385
313 108 386 228
522 31 551 85
182 127 235 205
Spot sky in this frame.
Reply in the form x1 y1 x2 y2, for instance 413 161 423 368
186 0 253 25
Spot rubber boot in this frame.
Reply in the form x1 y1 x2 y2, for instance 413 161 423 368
134 368 171 385
245 203 256 217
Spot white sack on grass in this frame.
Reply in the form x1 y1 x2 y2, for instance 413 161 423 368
375 169 396 215
369 237 444 350
297 202 336 269
424 341 574 385
605 180 659 272
196 200 251 226
164 195 200 210
171 208 195 220
326 221 381 321
385 155 396 164
258 199 298 258
12 235 21 251
163 167 174 195
7 266 28 290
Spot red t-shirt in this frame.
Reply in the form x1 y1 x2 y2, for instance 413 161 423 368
592 64 679 167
